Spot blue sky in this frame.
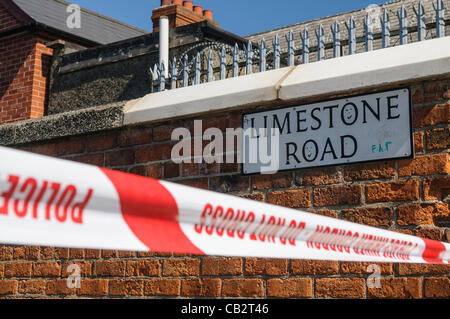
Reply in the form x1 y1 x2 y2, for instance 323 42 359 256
71 0 388 36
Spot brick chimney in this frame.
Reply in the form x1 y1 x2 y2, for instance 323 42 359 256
151 0 219 33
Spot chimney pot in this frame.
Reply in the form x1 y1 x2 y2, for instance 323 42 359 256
203 10 213 20
183 1 193 10
193 5 203 14
153 1 219 32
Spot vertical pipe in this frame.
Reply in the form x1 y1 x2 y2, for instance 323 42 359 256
159 16 169 78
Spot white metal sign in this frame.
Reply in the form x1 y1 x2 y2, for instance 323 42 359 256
243 88 412 174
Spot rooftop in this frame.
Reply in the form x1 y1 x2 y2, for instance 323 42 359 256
2 0 148 45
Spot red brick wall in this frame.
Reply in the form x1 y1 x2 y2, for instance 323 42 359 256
1 79 449 298
0 5 53 124
0 4 21 32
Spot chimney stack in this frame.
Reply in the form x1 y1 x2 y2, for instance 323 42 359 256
152 1 219 33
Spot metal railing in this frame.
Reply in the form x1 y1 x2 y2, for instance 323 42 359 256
150 0 447 93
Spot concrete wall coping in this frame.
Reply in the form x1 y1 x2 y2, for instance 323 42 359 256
0 102 124 146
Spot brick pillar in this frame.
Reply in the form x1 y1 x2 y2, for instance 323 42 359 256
30 38 54 119
0 5 53 124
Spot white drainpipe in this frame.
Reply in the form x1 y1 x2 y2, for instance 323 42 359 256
159 16 169 78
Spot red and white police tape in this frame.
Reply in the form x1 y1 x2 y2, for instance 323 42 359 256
0 146 448 264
